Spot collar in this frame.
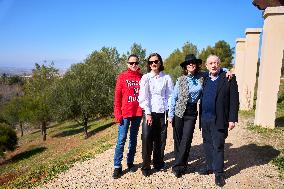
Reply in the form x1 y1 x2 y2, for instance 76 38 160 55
149 71 164 78
187 73 195 79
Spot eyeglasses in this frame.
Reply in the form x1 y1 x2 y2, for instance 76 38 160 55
127 62 139 65
148 60 160 65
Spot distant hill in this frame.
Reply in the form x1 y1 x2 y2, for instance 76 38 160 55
0 66 67 76
0 66 33 76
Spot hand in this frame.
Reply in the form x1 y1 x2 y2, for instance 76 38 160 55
228 122 235 130
226 71 233 80
167 118 173 127
146 114 152 125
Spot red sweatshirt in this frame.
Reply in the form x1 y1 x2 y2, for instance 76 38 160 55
114 68 143 123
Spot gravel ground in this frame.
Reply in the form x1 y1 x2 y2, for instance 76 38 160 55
38 118 284 189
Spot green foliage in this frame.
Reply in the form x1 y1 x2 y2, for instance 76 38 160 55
247 124 271 135
199 46 215 70
23 63 59 140
0 75 24 85
164 41 198 82
199 40 234 70
23 63 59 123
0 96 31 127
0 123 18 157
278 80 284 103
8 75 24 85
50 47 117 137
118 53 128 72
239 110 255 118
273 154 284 179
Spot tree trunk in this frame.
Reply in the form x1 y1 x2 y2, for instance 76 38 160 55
83 117 88 139
42 121 47 141
20 122 23 137
41 125 44 135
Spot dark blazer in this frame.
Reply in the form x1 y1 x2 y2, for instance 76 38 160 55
199 71 239 129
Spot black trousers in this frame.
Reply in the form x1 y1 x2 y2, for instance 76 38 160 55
201 119 227 176
172 105 197 172
141 112 167 170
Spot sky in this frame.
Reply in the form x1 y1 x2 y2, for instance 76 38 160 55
0 0 264 69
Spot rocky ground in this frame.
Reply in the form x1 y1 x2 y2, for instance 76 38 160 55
38 117 284 189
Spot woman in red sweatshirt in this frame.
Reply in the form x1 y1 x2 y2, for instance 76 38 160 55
113 54 143 179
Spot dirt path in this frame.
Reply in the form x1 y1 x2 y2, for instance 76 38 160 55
39 117 284 189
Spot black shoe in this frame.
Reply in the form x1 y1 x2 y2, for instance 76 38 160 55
172 169 182 178
112 168 122 179
127 163 135 172
141 169 150 177
215 175 226 187
154 163 165 171
198 168 213 175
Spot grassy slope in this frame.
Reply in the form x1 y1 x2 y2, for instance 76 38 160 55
0 117 117 189
1 81 283 188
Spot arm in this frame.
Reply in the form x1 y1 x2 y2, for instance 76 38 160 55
168 79 179 122
114 75 123 123
201 68 232 79
228 76 239 130
138 75 151 115
165 75 174 112
139 75 153 125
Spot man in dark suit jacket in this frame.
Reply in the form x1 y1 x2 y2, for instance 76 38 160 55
199 55 239 187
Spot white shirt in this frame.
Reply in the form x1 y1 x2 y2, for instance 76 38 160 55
138 71 173 115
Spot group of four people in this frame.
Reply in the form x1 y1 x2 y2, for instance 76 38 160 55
113 53 239 187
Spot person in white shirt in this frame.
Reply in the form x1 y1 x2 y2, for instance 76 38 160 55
138 52 174 177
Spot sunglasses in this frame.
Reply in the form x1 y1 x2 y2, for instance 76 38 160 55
148 60 160 65
127 62 139 65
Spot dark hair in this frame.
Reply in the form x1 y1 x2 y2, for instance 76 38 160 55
147 53 164 72
127 54 139 61
182 62 201 76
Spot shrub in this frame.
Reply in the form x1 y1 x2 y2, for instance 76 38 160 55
0 123 18 157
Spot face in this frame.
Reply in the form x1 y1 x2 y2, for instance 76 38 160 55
149 56 160 72
186 62 197 74
206 56 220 76
127 56 139 71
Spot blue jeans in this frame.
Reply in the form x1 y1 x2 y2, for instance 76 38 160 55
114 116 142 168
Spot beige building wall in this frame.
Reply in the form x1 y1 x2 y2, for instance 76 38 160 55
255 6 284 128
234 38 246 108
240 28 262 110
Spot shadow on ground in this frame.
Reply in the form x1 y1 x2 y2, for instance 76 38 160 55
225 143 280 178
52 122 115 138
7 146 47 164
135 142 280 178
88 122 115 136
275 116 284 127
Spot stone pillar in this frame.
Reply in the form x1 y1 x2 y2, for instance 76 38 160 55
240 28 262 110
255 6 284 128
234 38 246 106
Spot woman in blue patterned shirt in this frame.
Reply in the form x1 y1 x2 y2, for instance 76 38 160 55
168 54 203 178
